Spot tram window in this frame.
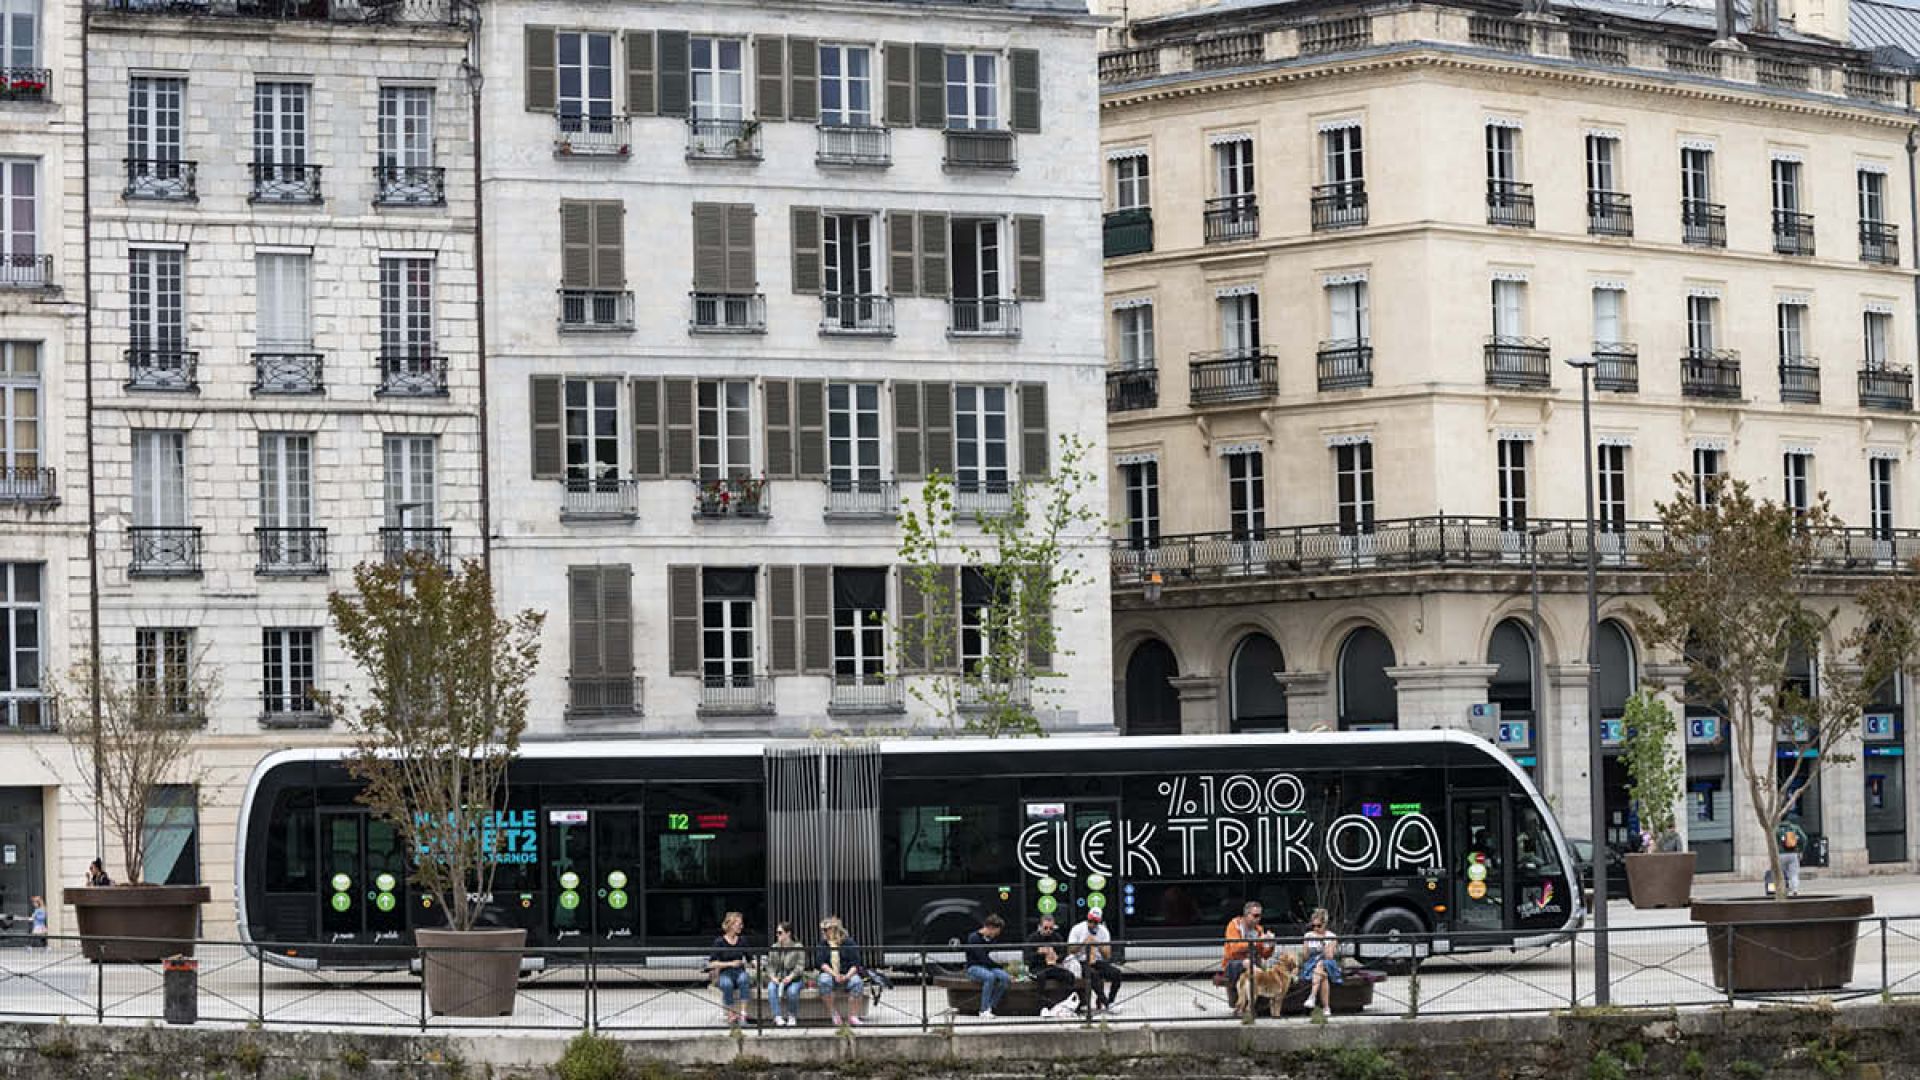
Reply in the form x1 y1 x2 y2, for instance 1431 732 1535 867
265 792 315 891
1515 805 1563 877
647 783 764 889
1125 880 1242 931
890 803 1014 884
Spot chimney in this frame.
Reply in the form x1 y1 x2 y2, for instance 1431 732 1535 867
1753 0 1777 36
1782 0 1853 43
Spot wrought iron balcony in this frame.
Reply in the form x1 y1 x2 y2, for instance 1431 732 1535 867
558 289 635 332
1311 182 1367 231
829 675 904 715
0 465 55 504
943 129 1016 169
1860 365 1914 411
694 476 769 519
698 673 774 716
249 161 322 203
1682 200 1726 247
1484 337 1550 388
126 349 197 392
252 351 323 395
1681 349 1742 399
959 675 1032 710
824 477 898 520
1593 344 1638 392
373 164 445 207
128 525 202 577
0 253 51 289
554 113 630 157
256 527 328 575
1189 348 1277 405
567 676 645 719
1779 359 1821 404
1861 220 1900 266
0 694 53 732
260 693 330 730
689 292 765 334
123 158 195 200
561 475 639 521
379 525 451 568
1485 180 1534 228
93 0 469 26
687 117 761 162
820 294 894 336
376 352 447 397
1772 210 1815 256
0 67 50 102
1103 208 1154 257
1587 191 1633 237
1316 340 1373 391
948 298 1021 338
1203 194 1258 243
1107 367 1158 412
956 479 1015 517
816 124 890 167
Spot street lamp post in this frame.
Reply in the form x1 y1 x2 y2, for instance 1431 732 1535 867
1566 353 1610 1005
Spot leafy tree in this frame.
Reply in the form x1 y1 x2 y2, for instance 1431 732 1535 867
323 554 544 932
1619 691 1684 852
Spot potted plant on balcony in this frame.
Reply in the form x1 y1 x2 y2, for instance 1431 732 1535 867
1617 691 1693 908
323 552 544 1016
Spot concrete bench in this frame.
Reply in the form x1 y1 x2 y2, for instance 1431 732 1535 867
934 973 1087 1016
1226 968 1384 1016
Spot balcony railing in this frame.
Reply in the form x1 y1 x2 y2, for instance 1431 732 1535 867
373 164 445 206
1757 58 1810 89
554 113 630 157
820 294 895 336
0 695 53 732
1594 345 1639 392
567 675 644 719
1666 43 1722 77
0 253 51 289
687 117 761 161
260 694 330 730
1190 349 1277 405
1103 208 1154 257
379 525 451 568
948 298 1021 338
1203 194 1258 243
1311 182 1367 231
256 527 329 575
0 465 55 504
694 476 769 519
1772 209 1815 256
698 674 774 716
816 124 890 167
129 526 202 577
94 0 469 26
1847 68 1898 104
943 129 1016 170
1861 220 1901 266
123 158 195 200
376 352 447 397
1300 16 1371 55
1569 29 1627 65
956 479 1015 517
1486 180 1534 227
1468 14 1530 52
1193 32 1263 69
1860 366 1915 411
1107 367 1158 412
1098 46 1161 84
829 675 905 715
1779 359 1822 404
1485 337 1550 388
126 349 197 392
1682 200 1726 247
249 161 322 203
0 67 51 102
1316 340 1373 391
252 351 323 395
959 676 1032 710
561 476 640 521
824 478 898 520
1588 191 1633 237
689 292 766 334
1681 349 1742 399
558 289 636 332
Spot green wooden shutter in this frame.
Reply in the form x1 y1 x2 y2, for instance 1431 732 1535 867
691 203 725 293
802 565 832 675
592 201 625 289
664 377 696 478
769 565 799 675
917 212 948 298
1014 215 1044 301
914 43 945 128
668 566 700 676
795 380 826 479
657 30 690 118
1026 587 1052 670
525 27 556 112
531 375 562 479
788 37 819 122
923 382 954 476
765 379 795 478
1010 48 1041 134
626 31 656 116
888 210 917 298
791 206 821 295
893 380 923 479
724 204 757 294
1019 382 1049 479
933 566 959 673
756 36 786 121
632 378 663 478
560 201 592 289
603 566 635 678
884 43 914 128
899 567 926 672
568 566 602 678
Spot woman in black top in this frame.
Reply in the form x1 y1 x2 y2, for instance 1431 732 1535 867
709 911 752 1025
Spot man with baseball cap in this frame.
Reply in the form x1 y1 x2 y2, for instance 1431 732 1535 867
1065 907 1123 1015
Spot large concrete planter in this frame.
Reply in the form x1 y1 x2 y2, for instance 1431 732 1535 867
1624 851 1696 909
63 885 210 963
417 928 525 1017
1692 894 1873 993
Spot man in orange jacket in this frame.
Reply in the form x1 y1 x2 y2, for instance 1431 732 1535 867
1221 900 1275 1009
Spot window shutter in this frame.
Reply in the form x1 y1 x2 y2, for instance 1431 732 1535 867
525 27 556 112
756 36 786 122
724 204 757 294
788 37 819 123
923 382 954 476
592 201 625 289
664 377 696 478
691 203 725 293
884 43 914 128
632 379 662 478
899 567 926 672
765 379 795 478
917 212 948 299
1014 215 1045 301
1019 382 1049 479
894 380 923 479
626 31 656 116
657 30 690 118
791 206 821 295
568 566 603 677
795 380 826 479
914 43 945 128
1010 48 1041 134
888 210 917 298
560 201 592 289
531 375 563 479
769 565 800 675
1026 587 1052 670
603 566 634 677
802 565 832 675
933 565 959 673
669 566 700 676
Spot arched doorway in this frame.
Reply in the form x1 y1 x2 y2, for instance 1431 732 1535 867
1596 620 1637 857
1230 633 1288 732
1337 626 1397 730
1124 639 1181 736
1486 619 1537 722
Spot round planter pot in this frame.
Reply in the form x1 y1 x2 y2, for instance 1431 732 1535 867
63 885 211 963
416 927 525 1017
1624 851 1697 909
1691 894 1873 993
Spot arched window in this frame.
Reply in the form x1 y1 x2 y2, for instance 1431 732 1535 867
1596 619 1635 719
1123 639 1181 736
1486 619 1536 720
1338 626 1398 730
1230 633 1288 732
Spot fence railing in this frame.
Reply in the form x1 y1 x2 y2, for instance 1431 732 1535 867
249 161 322 203
824 478 898 519
1861 220 1901 266
379 525 451 568
1485 180 1534 227
1587 190 1633 237
1780 359 1822 404
1107 367 1158 412
92 0 467 24
816 124 890 166
820 294 894 336
1203 194 1258 243
373 164 445 206
0 66 50 102
1593 345 1638 392
687 117 760 161
123 158 196 200
1310 181 1367 231
255 526 329 575
558 289 635 332
376 353 448 397
554 113 630 157
1681 349 1742 399
253 351 324 395
0 465 56 504
1682 199 1727 247
0 252 52 289
566 675 644 719
1190 349 1276 404
561 476 639 520
1316 340 1372 391
942 129 1016 170
948 299 1021 338
128 525 203 577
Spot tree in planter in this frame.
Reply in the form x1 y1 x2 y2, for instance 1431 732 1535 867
1618 690 1685 853
323 553 544 933
894 434 1105 737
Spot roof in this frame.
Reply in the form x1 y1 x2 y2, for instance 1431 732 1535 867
1852 0 1920 62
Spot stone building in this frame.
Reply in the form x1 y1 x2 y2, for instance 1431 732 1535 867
1100 0 1920 877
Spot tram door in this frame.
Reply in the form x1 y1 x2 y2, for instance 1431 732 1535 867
317 810 408 944
1449 794 1512 932
1022 799 1122 940
546 808 644 946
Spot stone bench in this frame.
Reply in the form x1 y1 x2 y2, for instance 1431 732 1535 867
934 973 1088 1016
1225 967 1384 1016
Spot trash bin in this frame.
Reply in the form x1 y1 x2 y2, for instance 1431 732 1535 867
162 955 197 1025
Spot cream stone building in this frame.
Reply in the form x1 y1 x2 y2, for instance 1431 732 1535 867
1101 0 1920 877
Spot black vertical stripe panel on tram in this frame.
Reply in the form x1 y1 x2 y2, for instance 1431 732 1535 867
764 743 885 946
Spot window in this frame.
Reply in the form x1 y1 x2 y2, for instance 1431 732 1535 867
1227 450 1265 538
1116 305 1155 368
0 342 38 477
0 563 42 728
1485 124 1518 184
1323 124 1363 185
821 211 875 301
261 627 318 718
696 379 753 480
1586 134 1619 192
134 627 193 717
382 435 436 527
1686 295 1718 353
1221 292 1260 354
959 567 992 674
690 37 745 122
257 433 313 531
563 378 620 484
1865 311 1893 370
1592 287 1625 345
1860 168 1888 223
1784 452 1812 518
1122 459 1159 547
1778 301 1807 361
255 254 311 350
954 384 1009 496
1335 442 1374 535
832 568 888 682
1491 279 1526 338
377 87 434 169
1327 280 1369 344
1692 446 1723 507
142 785 198 887
1497 438 1529 532
0 158 36 270
1112 154 1150 210
1682 147 1713 203
379 256 434 356
1215 136 1254 198
556 31 614 125
818 43 872 127
1598 444 1627 531
252 82 309 168
701 568 756 686
1872 457 1895 539
827 382 882 491
944 50 998 130
1 0 35 68
1771 158 1802 214
127 76 184 166
131 430 187 527
129 248 185 351
950 217 1003 301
